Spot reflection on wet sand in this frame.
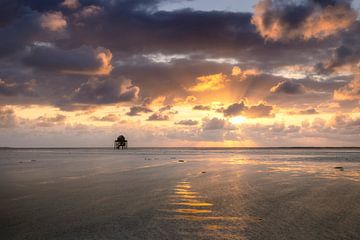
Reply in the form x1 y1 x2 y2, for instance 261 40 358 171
228 158 360 182
264 163 360 182
159 180 250 239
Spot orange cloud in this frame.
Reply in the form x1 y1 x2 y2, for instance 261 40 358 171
40 12 67 32
252 0 357 41
61 0 80 9
334 78 360 101
231 66 259 80
188 73 228 92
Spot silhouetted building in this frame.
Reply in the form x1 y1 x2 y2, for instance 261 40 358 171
114 135 128 149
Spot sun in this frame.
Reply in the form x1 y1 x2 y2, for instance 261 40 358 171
229 116 247 124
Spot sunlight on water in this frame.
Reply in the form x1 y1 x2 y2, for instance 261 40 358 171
157 180 254 239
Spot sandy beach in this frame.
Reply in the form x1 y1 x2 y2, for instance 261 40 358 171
1 148 360 239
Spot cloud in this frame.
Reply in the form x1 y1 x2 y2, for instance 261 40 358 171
334 78 360 101
40 11 67 31
231 66 259 80
244 103 274 118
61 0 80 9
289 108 319 115
127 106 152 116
147 113 170 121
158 105 173 112
66 2 260 55
328 114 360 128
188 73 228 92
35 114 67 127
252 0 357 41
202 117 236 131
0 79 36 96
24 45 113 76
76 5 103 18
90 113 119 122
316 23 360 74
0 107 17 128
270 80 307 94
175 120 199 126
223 101 246 117
222 100 273 118
71 79 140 105
0 6 42 57
193 105 211 111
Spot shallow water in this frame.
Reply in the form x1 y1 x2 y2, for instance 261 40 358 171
1 148 360 239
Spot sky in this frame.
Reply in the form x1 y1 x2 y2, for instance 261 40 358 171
1 0 360 147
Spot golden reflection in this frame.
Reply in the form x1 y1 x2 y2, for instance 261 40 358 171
172 202 213 207
251 161 360 182
160 215 244 221
175 184 191 189
175 209 212 214
158 180 252 239
168 194 199 199
175 191 199 195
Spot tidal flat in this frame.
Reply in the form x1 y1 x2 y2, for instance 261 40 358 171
1 148 360 240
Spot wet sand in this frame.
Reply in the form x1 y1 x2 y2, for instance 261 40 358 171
1 148 360 239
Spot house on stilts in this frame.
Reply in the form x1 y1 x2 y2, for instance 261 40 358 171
114 135 128 149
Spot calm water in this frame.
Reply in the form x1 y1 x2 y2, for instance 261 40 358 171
1 148 360 239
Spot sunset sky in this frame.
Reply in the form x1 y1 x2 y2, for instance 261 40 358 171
1 0 360 147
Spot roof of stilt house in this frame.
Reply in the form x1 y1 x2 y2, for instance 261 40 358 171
115 135 126 142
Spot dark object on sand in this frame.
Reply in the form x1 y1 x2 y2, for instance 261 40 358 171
114 135 128 149
334 166 344 171
30 159 36 162
201 171 206 174
178 160 185 163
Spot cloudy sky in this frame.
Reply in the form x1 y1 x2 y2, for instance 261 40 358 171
1 0 360 147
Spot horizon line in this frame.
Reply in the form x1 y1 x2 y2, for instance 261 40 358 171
1 146 360 149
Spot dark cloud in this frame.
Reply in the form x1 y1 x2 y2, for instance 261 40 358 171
175 119 198 126
0 7 42 57
223 101 246 117
70 78 139 105
193 105 211 111
158 105 173 112
23 45 112 75
147 112 169 121
298 108 319 115
222 101 273 118
315 23 360 74
61 0 263 56
0 79 36 96
127 106 152 116
0 0 21 27
270 80 307 94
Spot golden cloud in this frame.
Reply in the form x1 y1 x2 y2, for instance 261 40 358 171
188 73 228 92
231 66 259 81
